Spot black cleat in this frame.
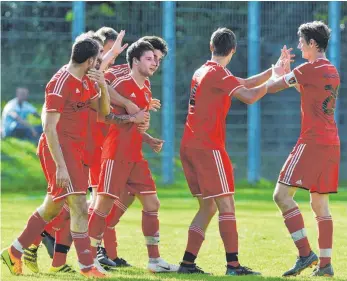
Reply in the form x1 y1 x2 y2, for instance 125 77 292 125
41 231 55 259
283 251 318 277
311 264 334 277
226 265 261 276
113 257 132 267
178 263 211 275
97 246 117 270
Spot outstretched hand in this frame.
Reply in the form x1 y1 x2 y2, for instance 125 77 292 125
111 30 128 56
273 45 295 78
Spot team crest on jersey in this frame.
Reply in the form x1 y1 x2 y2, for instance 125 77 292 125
82 80 89 90
145 93 150 103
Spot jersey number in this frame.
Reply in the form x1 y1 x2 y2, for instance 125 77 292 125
188 82 198 114
322 84 339 115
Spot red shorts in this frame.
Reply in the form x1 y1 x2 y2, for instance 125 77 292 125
278 142 340 194
88 146 102 188
38 141 89 201
98 158 156 199
180 146 235 199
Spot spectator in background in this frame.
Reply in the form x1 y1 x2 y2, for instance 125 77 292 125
2 87 42 143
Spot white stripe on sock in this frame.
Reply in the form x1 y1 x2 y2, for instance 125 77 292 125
291 228 307 242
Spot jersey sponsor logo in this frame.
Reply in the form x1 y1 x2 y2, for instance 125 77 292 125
76 88 80 94
295 179 303 185
71 100 91 112
324 73 339 79
82 80 89 90
130 93 136 98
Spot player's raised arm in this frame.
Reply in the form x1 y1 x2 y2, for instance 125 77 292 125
233 83 268 104
42 111 70 188
88 69 110 116
99 30 128 72
237 45 295 88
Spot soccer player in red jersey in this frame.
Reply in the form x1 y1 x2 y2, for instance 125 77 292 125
88 40 178 273
267 21 340 277
178 27 287 276
1 37 110 278
20 30 139 274
95 35 167 267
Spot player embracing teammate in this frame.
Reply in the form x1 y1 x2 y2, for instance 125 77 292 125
268 21 340 277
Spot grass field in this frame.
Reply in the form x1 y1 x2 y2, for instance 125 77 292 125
1 187 347 281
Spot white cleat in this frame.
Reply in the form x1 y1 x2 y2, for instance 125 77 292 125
93 258 108 275
147 257 179 273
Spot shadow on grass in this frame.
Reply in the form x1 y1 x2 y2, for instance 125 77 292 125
62 268 346 281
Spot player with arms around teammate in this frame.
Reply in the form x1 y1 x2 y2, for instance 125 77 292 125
98 35 167 267
88 40 178 273
267 21 340 277
1 37 110 279
178 27 288 276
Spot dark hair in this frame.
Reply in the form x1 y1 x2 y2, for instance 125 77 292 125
96 27 118 43
298 21 331 52
210 27 237 56
140 36 168 57
126 40 155 69
71 38 100 64
74 31 104 46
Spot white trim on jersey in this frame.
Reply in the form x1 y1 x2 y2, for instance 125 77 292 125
111 75 132 89
130 75 145 90
47 93 63 97
52 71 70 96
295 68 303 75
314 64 332 69
229 84 244 96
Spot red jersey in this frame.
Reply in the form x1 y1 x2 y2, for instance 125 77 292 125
102 74 152 161
181 61 243 149
105 64 151 90
292 58 340 145
42 68 99 146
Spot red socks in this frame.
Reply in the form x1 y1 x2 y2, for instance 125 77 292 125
316 216 333 267
88 209 108 258
219 213 239 267
283 207 311 257
71 231 93 271
142 211 160 259
11 211 48 259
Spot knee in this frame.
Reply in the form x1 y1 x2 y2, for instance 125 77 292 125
201 201 217 217
143 198 160 212
151 198 160 212
68 196 88 215
273 192 283 206
310 199 329 216
37 205 61 222
94 195 114 214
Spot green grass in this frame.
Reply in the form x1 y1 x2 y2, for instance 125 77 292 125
1 187 347 281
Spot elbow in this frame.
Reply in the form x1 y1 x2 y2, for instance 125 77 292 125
102 107 110 116
43 125 55 135
244 97 256 105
